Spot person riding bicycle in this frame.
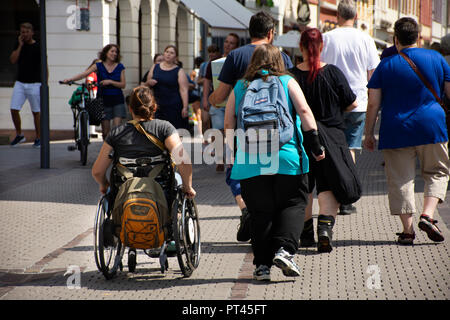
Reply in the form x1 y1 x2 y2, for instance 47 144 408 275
91 85 196 269
62 44 127 140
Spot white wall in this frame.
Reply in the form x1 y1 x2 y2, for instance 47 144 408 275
141 0 153 77
49 0 105 130
118 0 140 92
177 6 195 71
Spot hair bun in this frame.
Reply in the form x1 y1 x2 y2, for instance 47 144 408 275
130 86 157 120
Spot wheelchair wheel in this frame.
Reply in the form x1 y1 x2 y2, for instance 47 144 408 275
172 190 201 277
93 195 123 280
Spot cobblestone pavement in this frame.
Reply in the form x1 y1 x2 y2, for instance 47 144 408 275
0 137 449 301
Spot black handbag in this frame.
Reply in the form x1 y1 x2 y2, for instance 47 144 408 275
85 97 105 125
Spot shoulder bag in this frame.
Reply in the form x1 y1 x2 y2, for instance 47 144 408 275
85 96 105 126
398 51 450 133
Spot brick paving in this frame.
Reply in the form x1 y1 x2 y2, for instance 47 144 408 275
0 137 449 301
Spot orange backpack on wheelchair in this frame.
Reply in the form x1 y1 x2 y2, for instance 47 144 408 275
111 120 173 250
112 163 170 249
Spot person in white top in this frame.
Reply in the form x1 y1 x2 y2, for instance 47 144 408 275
321 0 379 215
441 34 450 67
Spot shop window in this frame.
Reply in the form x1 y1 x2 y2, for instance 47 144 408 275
0 0 40 87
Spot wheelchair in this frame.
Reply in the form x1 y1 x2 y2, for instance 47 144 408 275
93 151 201 280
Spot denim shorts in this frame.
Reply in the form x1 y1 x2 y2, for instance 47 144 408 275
103 103 126 120
226 166 241 197
209 106 225 130
343 112 366 149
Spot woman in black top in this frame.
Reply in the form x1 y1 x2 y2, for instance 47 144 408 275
289 28 357 253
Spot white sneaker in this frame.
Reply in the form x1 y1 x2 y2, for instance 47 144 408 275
253 265 270 281
273 247 301 277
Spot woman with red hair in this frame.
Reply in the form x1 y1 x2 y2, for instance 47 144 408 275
289 28 358 253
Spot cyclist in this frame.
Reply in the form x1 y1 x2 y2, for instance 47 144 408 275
62 44 127 140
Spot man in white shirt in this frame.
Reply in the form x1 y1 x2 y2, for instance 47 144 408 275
442 33 450 66
321 0 379 214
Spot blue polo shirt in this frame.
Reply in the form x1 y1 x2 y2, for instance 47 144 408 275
367 47 450 149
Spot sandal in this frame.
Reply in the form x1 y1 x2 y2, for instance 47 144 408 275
396 232 415 245
418 214 444 242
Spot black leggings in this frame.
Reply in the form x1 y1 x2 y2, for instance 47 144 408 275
240 174 308 267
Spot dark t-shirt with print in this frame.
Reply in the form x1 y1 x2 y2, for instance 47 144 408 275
289 64 356 130
14 41 41 83
105 119 177 159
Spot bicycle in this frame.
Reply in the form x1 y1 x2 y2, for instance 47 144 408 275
59 80 97 166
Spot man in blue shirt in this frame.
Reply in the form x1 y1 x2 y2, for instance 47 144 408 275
364 17 450 245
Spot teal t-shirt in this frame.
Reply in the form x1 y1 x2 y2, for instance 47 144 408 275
230 74 309 180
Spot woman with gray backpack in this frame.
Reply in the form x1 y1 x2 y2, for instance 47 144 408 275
224 44 325 281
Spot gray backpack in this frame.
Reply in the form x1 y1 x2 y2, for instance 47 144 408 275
237 76 295 153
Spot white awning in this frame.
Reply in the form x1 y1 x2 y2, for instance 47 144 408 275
180 0 252 37
273 30 301 48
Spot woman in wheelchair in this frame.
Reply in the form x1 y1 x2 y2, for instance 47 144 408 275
92 85 196 272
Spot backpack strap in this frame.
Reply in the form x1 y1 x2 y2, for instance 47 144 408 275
116 163 165 180
276 76 304 171
147 163 165 179
116 164 134 179
128 120 166 152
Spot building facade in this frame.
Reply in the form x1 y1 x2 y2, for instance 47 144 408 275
278 1 446 53
371 0 448 49
0 0 251 133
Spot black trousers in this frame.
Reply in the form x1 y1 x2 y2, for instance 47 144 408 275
240 174 308 267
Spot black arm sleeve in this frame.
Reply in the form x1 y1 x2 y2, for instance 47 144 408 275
303 129 324 156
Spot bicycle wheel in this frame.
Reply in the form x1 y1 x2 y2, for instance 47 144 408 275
93 195 123 280
172 190 201 277
79 111 89 166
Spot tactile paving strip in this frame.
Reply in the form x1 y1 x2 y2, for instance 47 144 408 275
0 140 448 300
